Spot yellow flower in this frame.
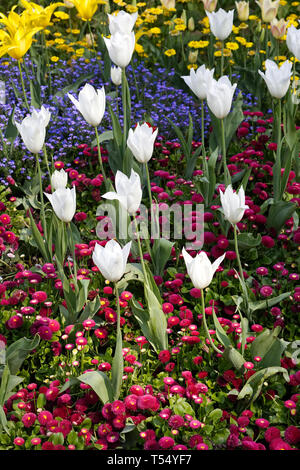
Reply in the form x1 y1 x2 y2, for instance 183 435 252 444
226 42 239 50
188 40 209 48
164 48 176 56
51 55 59 62
0 8 42 60
149 27 161 34
70 0 103 21
246 42 253 48
236 36 247 45
54 11 70 20
187 63 198 70
126 5 138 13
20 1 65 29
175 24 186 31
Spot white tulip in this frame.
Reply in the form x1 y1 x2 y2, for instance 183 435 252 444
51 169 68 191
256 0 279 23
286 24 300 61
207 75 237 119
258 59 292 99
68 83 106 127
102 169 142 215
219 185 249 225
127 123 158 164
15 106 51 154
182 248 225 290
206 8 234 41
108 10 138 35
181 65 215 100
45 187 76 223
110 65 122 86
104 31 135 69
92 239 131 282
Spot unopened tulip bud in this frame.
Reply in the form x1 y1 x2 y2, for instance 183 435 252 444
86 33 95 47
258 59 292 99
270 18 288 39
181 10 187 26
235 1 249 22
202 0 218 13
160 0 176 9
51 169 68 191
111 65 122 86
188 17 195 31
92 239 131 283
256 0 280 23
188 50 198 63
64 0 74 8
206 8 234 41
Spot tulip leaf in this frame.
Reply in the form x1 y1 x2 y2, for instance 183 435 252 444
223 346 245 371
76 279 90 313
250 327 287 369
229 232 261 250
152 238 174 277
91 130 114 147
212 311 232 349
266 200 297 234
6 335 40 375
30 79 41 109
144 284 168 352
28 209 51 262
248 292 291 313
5 106 18 143
54 72 94 98
238 367 289 402
77 371 113 404
0 405 9 434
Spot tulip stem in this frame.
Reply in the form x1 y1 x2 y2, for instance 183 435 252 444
121 68 128 155
144 162 159 238
201 99 207 171
112 282 124 399
18 60 30 111
133 215 147 278
234 224 244 283
43 144 51 183
87 20 97 61
95 126 108 189
221 118 230 187
200 289 222 355
67 222 78 290
35 153 47 241
220 41 224 77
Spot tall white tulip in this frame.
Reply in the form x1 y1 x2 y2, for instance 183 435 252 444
206 76 237 119
45 187 76 223
286 24 300 61
258 59 292 99
108 10 138 35
206 8 234 41
102 169 142 215
68 83 106 127
127 123 158 164
51 169 68 191
92 239 131 282
111 65 122 86
182 248 225 290
181 65 215 100
15 106 51 154
104 31 135 69
220 185 249 225
256 0 279 23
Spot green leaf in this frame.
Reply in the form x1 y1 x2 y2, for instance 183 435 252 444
144 284 168 352
0 405 9 434
77 371 113 404
54 73 94 98
151 238 174 277
30 80 41 109
5 106 18 143
28 210 50 262
267 201 297 234
212 311 232 349
238 367 290 402
208 408 223 424
91 130 114 147
6 336 40 375
229 232 261 250
249 292 291 313
223 346 245 371
250 327 287 369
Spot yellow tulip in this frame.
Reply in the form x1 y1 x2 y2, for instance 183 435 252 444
0 8 42 60
69 0 102 21
20 1 65 29
256 0 280 23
